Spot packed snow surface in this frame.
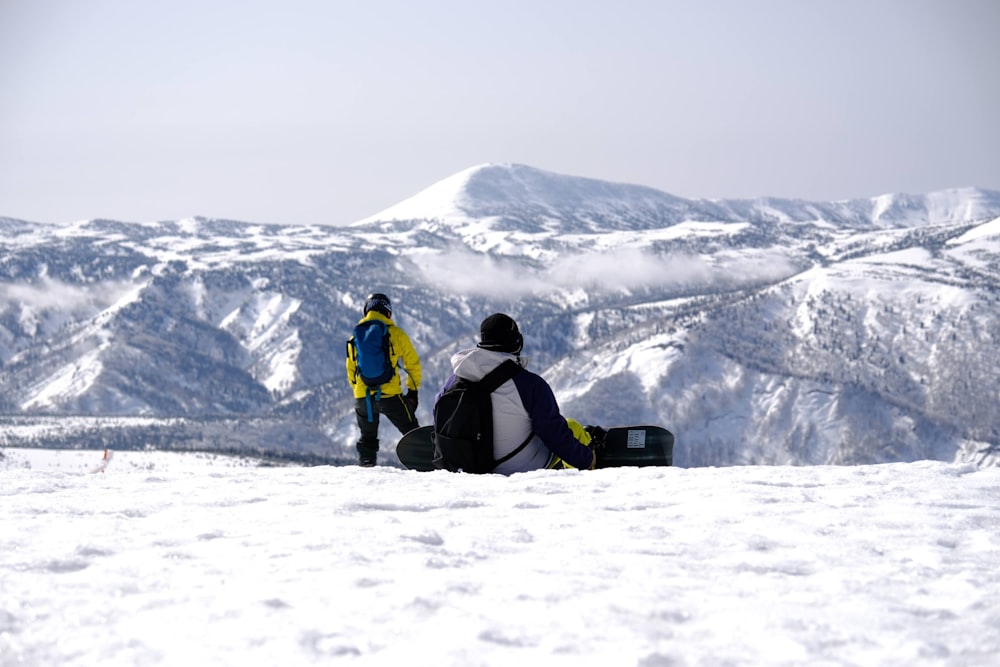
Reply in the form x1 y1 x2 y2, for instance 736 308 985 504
2 449 999 666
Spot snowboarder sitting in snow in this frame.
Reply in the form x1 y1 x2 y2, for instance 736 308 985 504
346 293 422 467
436 313 602 474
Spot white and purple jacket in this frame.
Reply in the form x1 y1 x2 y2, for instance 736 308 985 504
438 347 593 474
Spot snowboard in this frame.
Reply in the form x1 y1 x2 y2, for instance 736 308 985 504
395 425 673 472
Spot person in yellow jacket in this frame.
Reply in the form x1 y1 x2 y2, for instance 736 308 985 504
346 293 422 467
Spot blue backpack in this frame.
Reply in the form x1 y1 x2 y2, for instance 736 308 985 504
350 319 396 387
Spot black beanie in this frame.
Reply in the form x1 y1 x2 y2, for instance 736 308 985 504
478 313 523 354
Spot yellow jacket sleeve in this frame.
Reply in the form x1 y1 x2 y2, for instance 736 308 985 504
391 325 422 392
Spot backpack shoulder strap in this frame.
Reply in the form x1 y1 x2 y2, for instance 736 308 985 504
476 360 530 470
476 359 521 394
384 323 395 354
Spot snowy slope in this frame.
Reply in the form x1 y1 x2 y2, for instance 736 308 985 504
2 452 999 665
2 165 999 466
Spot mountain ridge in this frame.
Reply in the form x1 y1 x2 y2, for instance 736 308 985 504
356 163 1000 232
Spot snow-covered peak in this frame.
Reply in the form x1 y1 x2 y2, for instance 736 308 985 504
355 163 688 232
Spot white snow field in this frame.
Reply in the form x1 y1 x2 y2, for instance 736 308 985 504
2 449 999 666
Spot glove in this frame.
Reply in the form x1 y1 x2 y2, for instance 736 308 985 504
584 425 607 450
404 389 419 412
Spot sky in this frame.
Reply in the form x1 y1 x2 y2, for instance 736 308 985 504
2 447 999 665
1 0 999 227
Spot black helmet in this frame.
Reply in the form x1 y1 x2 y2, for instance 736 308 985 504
363 293 392 317
477 313 523 354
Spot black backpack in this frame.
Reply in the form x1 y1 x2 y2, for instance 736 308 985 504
432 360 532 473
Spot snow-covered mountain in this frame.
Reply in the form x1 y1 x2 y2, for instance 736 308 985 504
2 163 999 466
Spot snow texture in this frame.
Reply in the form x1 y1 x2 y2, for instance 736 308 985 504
2 448 999 666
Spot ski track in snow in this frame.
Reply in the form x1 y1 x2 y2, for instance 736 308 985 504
2 450 999 666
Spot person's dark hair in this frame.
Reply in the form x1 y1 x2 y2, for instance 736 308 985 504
364 293 392 318
477 313 523 354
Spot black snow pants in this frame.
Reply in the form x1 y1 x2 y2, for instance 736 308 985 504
354 393 418 461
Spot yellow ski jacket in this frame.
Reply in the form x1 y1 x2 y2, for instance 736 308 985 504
346 311 422 399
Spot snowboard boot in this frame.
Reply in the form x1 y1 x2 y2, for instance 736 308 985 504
357 438 379 467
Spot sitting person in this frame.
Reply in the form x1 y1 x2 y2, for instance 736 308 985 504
435 313 598 474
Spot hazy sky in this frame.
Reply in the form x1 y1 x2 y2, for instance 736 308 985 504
2 0 998 226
